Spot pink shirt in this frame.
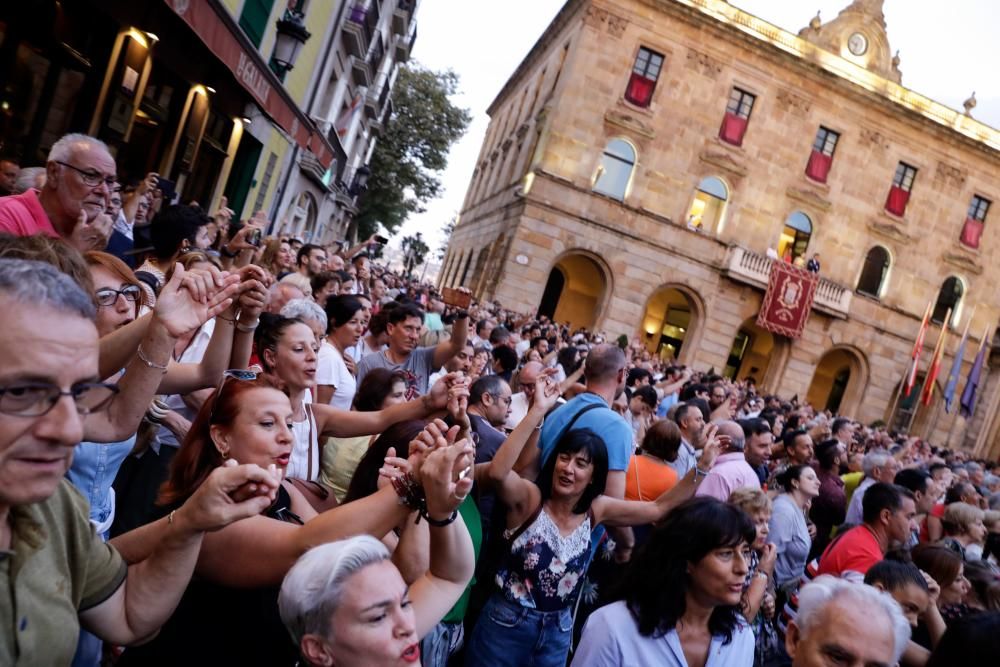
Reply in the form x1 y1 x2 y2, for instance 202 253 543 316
695 452 761 502
0 189 58 238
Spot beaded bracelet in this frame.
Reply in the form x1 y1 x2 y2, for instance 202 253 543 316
390 472 425 511
136 345 169 372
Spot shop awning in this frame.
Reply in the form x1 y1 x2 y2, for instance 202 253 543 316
164 0 334 168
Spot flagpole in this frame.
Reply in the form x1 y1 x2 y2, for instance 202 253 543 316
917 309 951 440
963 326 992 453
941 308 976 446
893 300 933 431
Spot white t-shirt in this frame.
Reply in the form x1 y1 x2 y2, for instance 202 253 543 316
288 389 320 481
504 391 530 431
316 341 357 410
571 600 755 667
155 319 216 450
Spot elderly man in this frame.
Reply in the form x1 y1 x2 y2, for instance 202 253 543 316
0 258 279 664
504 361 547 431
0 133 114 251
695 420 761 501
786 576 909 667
845 449 899 525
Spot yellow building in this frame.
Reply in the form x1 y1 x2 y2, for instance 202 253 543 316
441 0 1000 457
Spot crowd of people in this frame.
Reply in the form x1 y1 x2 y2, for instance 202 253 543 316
1 132 1000 666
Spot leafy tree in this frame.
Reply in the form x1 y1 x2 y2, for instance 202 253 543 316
401 232 429 277
355 65 471 239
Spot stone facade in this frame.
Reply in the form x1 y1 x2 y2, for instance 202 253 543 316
441 0 1000 458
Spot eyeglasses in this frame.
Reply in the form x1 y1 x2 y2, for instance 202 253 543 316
488 393 513 406
55 161 116 189
209 369 259 422
95 285 142 307
0 381 119 417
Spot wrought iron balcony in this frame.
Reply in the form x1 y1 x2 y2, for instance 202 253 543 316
721 245 852 319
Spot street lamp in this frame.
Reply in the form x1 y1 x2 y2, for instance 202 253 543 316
272 11 312 73
349 165 371 197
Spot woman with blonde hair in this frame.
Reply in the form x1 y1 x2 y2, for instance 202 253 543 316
940 502 987 561
259 236 295 277
729 487 780 665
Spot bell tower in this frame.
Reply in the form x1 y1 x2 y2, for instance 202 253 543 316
798 0 902 83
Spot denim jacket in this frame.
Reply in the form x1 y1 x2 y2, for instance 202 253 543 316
65 436 136 539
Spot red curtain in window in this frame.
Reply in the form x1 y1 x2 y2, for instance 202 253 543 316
625 73 655 107
960 217 984 249
885 185 910 216
805 150 833 183
718 112 748 146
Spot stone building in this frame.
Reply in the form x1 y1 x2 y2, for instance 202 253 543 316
440 0 1000 457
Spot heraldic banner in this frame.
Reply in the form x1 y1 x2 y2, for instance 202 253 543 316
756 261 818 339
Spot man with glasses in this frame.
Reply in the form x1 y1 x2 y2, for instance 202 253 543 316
0 258 281 664
0 133 115 252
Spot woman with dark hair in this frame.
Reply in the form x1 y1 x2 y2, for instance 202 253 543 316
926 611 1000 667
809 439 847 559
571 497 756 665
316 294 365 409
118 376 470 666
462 377 722 667
319 369 409 502
912 543 974 623
769 464 820 592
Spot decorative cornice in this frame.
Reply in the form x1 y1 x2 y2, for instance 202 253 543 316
786 185 832 212
942 249 983 275
604 109 656 139
583 5 629 39
776 87 812 117
685 47 723 79
867 219 913 244
698 147 748 178
934 161 968 193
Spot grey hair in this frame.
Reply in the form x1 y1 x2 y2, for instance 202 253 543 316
988 491 1000 511
47 132 110 164
862 450 892 478
281 298 327 332
278 272 313 298
279 536 391 647
0 258 95 320
795 576 910 664
13 166 46 194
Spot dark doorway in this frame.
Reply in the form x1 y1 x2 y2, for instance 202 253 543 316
537 267 565 320
224 131 262 222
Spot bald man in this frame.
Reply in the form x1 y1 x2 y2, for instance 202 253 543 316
695 420 761 501
505 360 547 431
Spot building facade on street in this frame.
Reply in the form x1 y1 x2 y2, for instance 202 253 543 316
0 0 415 242
441 0 1000 457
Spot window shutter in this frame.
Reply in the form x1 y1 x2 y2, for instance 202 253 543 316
239 0 276 48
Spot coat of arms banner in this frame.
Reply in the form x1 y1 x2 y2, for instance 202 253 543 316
756 262 818 339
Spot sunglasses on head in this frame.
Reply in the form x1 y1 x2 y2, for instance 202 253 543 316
209 369 259 422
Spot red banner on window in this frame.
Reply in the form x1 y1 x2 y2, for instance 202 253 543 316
756 261 818 339
625 73 655 107
885 185 910 216
719 112 748 146
805 150 832 183
960 217 984 249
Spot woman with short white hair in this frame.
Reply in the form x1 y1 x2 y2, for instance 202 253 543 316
279 444 474 667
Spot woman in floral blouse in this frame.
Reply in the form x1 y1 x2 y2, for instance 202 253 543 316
459 375 722 667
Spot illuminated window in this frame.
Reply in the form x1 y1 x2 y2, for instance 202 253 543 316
592 138 635 200
686 176 728 233
624 47 664 108
777 211 812 263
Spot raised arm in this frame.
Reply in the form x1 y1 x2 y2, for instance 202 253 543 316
431 312 470 370
98 313 151 379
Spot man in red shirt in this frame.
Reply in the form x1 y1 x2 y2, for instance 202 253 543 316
817 483 917 582
0 133 114 251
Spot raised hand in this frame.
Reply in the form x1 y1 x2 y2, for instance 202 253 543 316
426 372 468 412
759 542 777 577
68 210 114 252
234 264 269 321
697 423 722 470
155 263 241 338
420 438 475 519
530 373 561 414
447 374 471 433
377 446 412 490
177 458 280 532
407 419 459 485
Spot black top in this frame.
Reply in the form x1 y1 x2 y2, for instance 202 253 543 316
117 485 304 666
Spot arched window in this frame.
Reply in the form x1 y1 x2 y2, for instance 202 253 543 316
592 138 635 200
288 191 318 241
856 246 890 298
932 276 963 326
686 176 729 233
778 211 812 263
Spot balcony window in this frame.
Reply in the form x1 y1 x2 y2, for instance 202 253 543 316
932 276 963 326
885 162 917 217
806 126 839 183
686 176 728 233
856 246 890 298
778 211 812 263
592 138 636 201
960 194 990 249
719 87 755 146
624 47 664 108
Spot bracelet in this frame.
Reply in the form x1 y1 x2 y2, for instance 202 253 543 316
236 318 260 333
390 472 425 511
136 345 169 372
217 314 236 324
694 467 710 481
220 245 238 258
419 509 459 527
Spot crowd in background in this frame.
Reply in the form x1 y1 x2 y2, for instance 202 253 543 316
1 133 1000 666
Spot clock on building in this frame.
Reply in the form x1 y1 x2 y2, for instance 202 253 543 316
847 32 868 56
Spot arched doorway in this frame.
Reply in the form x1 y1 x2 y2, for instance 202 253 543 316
640 286 700 363
723 319 790 391
537 252 609 330
806 347 868 416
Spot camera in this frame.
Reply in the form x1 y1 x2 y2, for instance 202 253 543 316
374 234 388 244
247 228 262 247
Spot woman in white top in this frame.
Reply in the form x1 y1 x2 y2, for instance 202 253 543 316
572 498 757 667
316 295 364 410
254 315 457 509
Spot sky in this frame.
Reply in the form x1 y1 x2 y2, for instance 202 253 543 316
393 0 1000 253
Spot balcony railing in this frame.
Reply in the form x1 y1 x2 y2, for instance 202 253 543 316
369 32 385 70
395 22 415 62
393 0 415 35
343 2 381 58
365 73 391 119
722 246 852 319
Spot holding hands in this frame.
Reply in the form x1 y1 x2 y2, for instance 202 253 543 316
154 263 241 338
176 458 281 532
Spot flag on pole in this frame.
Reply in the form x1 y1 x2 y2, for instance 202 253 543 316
334 92 363 140
904 301 933 397
942 312 973 413
959 327 990 418
920 309 951 406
